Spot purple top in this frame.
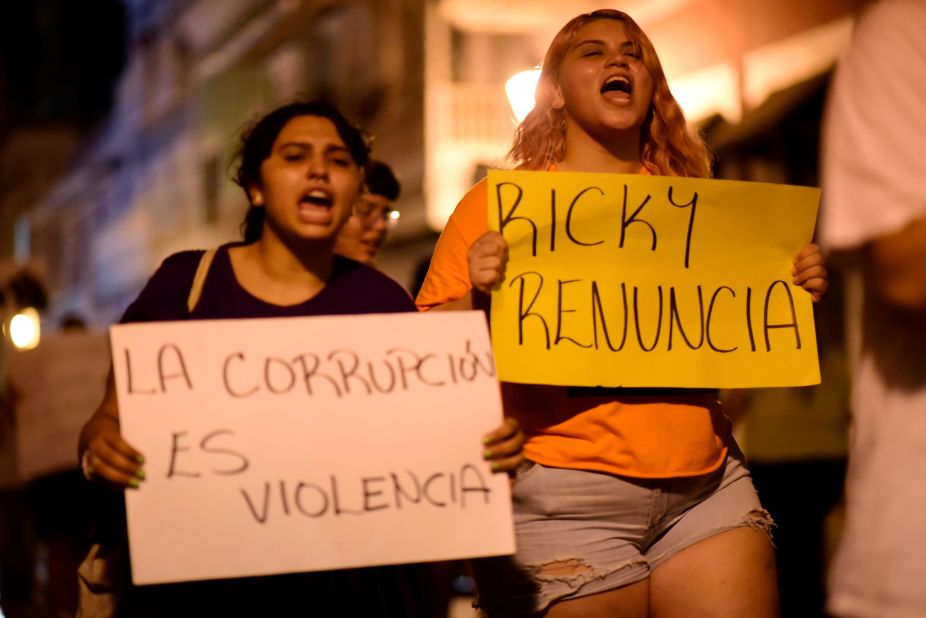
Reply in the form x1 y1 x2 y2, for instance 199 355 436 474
111 243 425 615
122 242 415 323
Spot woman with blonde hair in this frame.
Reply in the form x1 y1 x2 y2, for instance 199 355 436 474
417 9 826 617
509 9 711 179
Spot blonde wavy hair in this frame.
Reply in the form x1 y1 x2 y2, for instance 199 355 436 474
509 9 712 178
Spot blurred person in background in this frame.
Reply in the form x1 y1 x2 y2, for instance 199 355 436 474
334 159 401 264
819 0 926 616
0 384 38 618
723 279 850 618
22 313 92 618
0 270 49 618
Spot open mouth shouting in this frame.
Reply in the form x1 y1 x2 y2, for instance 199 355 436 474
601 74 633 103
297 187 335 224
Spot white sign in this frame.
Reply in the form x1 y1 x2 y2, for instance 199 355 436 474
8 332 111 480
110 311 514 585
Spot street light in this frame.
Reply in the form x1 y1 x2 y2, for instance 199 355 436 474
1 268 47 350
8 307 41 350
505 68 541 123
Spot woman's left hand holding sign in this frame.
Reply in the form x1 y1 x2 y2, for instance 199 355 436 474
482 417 525 475
79 370 146 489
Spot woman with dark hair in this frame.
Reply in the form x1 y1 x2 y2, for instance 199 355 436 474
417 10 827 617
78 100 523 616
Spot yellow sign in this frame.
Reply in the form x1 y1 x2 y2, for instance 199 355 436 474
488 169 821 388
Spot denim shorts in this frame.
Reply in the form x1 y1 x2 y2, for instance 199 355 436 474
470 443 772 616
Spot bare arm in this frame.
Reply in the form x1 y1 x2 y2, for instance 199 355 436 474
79 368 145 488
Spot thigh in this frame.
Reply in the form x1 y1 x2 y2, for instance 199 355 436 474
644 445 777 617
546 579 649 618
472 463 653 617
649 527 778 618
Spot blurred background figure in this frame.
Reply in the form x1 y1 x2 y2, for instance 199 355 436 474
4 305 104 618
820 0 926 617
22 313 93 618
0 268 48 618
335 159 401 265
57 314 87 332
0 396 38 618
723 275 850 617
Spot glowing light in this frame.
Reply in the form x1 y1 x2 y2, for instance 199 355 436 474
9 307 41 350
505 68 541 123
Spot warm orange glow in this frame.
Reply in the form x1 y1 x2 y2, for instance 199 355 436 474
9 307 41 350
505 68 541 123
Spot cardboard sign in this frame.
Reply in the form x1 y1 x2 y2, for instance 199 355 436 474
110 311 513 585
7 332 111 480
488 169 821 388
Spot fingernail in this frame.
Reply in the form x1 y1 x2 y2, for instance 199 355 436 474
129 478 140 489
135 469 146 480
491 462 501 472
136 455 145 465
482 436 491 445
483 449 493 459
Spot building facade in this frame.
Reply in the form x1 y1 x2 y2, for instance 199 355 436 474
4 0 866 325
18 0 425 325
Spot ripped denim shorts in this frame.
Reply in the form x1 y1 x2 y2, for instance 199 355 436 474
470 443 772 616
